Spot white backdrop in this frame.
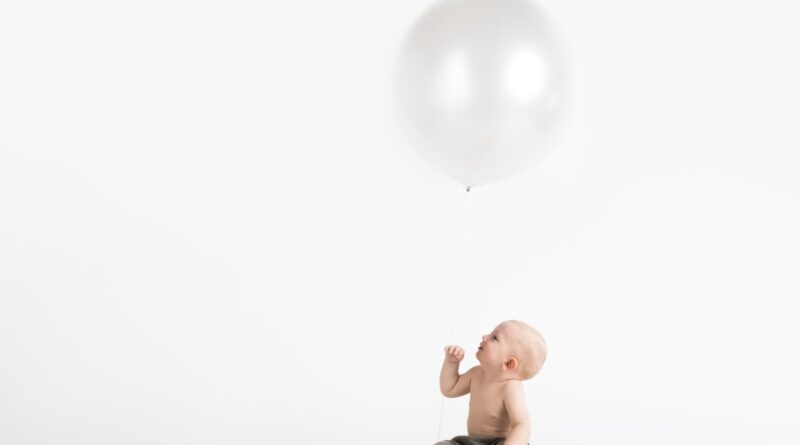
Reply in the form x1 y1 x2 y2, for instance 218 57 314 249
1 1 799 444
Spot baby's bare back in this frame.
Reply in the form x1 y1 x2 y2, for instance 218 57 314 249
467 367 512 438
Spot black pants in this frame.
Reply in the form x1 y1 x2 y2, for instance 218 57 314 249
435 435 526 445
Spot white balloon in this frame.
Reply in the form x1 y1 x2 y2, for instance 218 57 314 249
394 0 571 188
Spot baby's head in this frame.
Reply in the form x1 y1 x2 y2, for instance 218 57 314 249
477 320 547 380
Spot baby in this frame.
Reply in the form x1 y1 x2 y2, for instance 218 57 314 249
436 320 547 445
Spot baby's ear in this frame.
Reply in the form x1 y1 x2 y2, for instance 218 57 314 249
505 357 519 371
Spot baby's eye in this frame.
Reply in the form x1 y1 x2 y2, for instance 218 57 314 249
492 335 497 341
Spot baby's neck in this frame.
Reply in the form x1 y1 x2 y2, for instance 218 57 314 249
479 364 519 383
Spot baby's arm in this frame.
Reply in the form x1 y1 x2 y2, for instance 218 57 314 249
502 381 531 445
439 345 475 398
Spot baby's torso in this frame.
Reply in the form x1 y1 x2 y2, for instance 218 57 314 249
467 367 511 438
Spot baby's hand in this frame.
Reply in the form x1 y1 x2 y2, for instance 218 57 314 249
444 345 465 363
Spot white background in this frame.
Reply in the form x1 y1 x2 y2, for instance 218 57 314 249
1 1 799 444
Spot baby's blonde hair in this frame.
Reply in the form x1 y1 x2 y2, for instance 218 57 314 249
505 320 547 380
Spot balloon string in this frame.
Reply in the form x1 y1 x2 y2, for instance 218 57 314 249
437 309 457 442
436 186 474 443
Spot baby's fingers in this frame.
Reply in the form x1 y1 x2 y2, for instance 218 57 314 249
444 345 461 355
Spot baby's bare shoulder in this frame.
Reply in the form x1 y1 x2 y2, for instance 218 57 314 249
501 380 526 406
502 379 524 393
